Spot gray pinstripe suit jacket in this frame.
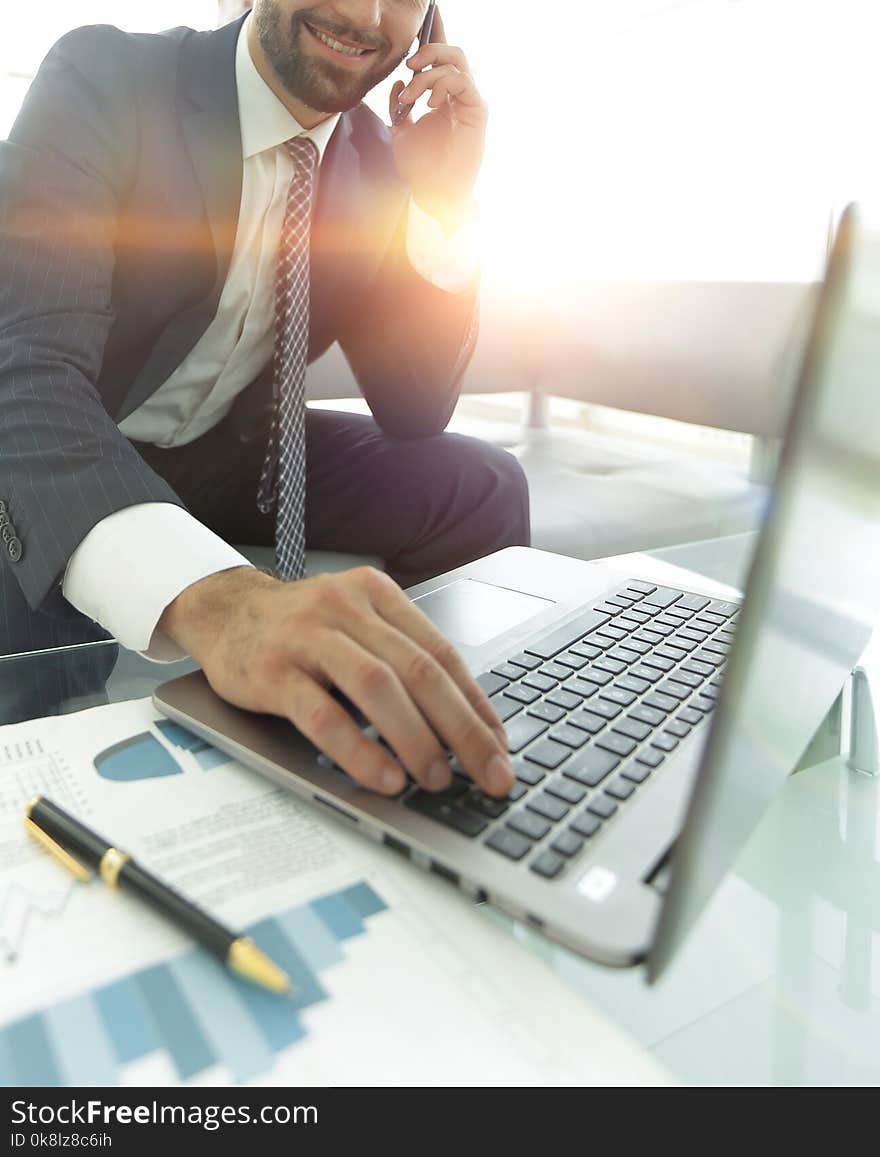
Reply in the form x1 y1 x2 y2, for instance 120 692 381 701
0 15 478 657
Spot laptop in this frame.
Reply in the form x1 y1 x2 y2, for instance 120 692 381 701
154 204 880 981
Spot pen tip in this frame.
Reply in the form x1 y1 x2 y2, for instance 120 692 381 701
228 937 292 995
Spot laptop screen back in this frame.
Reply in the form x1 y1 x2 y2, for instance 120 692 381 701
649 205 880 980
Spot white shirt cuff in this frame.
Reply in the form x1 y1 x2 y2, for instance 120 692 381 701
405 197 480 294
63 503 254 662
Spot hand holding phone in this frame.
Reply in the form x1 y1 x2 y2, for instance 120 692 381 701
392 1 437 125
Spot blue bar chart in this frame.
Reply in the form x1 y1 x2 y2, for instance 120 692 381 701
0 881 387 1086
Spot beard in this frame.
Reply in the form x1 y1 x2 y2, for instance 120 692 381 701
254 2 408 114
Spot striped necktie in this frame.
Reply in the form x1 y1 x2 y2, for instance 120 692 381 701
256 135 320 580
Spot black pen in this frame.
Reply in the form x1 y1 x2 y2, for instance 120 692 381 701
392 1 437 126
24 794 292 996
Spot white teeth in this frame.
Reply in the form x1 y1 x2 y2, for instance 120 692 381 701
311 26 368 57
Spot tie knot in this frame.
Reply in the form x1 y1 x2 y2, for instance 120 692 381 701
285 135 319 176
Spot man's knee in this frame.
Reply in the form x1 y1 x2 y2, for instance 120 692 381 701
438 434 531 548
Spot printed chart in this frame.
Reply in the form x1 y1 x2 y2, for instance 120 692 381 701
0 881 387 1086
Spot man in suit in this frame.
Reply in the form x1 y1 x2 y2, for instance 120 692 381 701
0 2 525 792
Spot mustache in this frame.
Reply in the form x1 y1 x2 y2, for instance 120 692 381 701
292 9 390 54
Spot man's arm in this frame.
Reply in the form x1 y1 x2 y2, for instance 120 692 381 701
0 28 186 617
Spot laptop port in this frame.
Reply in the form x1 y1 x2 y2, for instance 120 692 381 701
430 860 460 886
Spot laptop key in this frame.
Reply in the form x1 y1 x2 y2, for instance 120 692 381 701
681 658 715 677
694 613 726 629
509 652 542 671
490 694 523 722
551 829 585 856
530 850 566 879
628 581 657 595
693 649 725 668
545 689 582 711
617 637 650 655
677 706 704 726
555 652 588 671
630 703 666 726
468 791 510 819
546 777 587 805
656 680 691 701
523 738 572 770
665 606 694 621
641 586 684 610
613 717 652 742
677 625 711 642
515 762 547 787
616 674 651 695
486 828 531 861
652 733 679 752
706 599 739 618
405 792 488 837
549 724 590 749
528 792 570 822
621 761 652 784
605 778 636 801
569 641 604 660
599 686 637 707
669 669 704 690
606 593 637 608
568 709 607 734
593 656 627 675
563 746 620 787
573 667 613 688
702 640 730 656
596 625 629 643
640 654 675 673
493 662 525 681
628 664 662 683
608 646 641 665
619 609 652 625
523 610 611 660
504 683 541 705
540 661 571 680
634 629 665 646
507 781 528 801
477 672 509 696
644 691 677 712
505 715 548 753
585 699 622 721
587 796 618 820
528 701 567 725
676 593 711 611
508 810 553 841
665 719 692 739
564 677 601 699
667 636 698 654
702 684 719 700
596 733 637 758
522 672 557 693
571 811 602 838
691 695 716 712
636 747 665 768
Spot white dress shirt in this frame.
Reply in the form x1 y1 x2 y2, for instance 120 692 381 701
63 15 478 661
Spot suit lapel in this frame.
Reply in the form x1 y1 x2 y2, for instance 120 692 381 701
177 16 246 300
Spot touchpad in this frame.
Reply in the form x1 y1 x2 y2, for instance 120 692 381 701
413 579 554 647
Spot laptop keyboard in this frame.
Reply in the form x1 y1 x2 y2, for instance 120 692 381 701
402 581 739 882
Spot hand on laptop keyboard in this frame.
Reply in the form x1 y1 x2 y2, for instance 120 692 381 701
157 565 515 799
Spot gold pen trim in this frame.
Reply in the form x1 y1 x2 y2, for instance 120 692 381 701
228 937 291 994
99 847 130 888
23 817 93 883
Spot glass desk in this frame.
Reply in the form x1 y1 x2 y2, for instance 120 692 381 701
2 532 877 1086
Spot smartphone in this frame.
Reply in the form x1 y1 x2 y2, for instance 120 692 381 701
392 1 437 125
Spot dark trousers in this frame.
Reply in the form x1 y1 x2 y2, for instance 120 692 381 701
132 405 531 588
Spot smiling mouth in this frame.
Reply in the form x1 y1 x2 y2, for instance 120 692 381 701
303 21 377 60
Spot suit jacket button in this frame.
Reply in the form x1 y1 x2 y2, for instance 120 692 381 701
0 513 8 529
0 500 6 514
0 525 12 544
7 537 22 563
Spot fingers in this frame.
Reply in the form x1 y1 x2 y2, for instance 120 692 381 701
398 63 480 111
407 43 471 76
350 616 514 797
318 631 466 794
285 672 410 796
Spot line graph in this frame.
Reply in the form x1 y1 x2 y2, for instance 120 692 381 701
0 879 77 964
